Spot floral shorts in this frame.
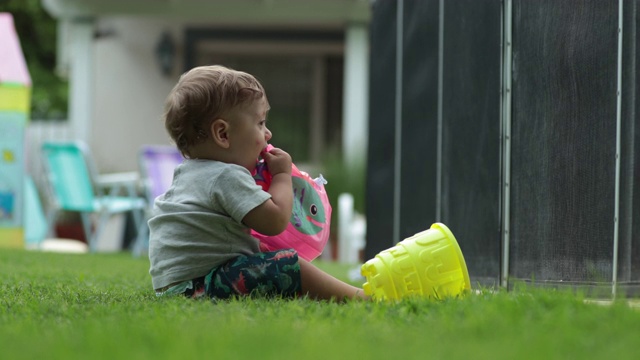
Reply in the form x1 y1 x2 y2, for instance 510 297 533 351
160 249 302 300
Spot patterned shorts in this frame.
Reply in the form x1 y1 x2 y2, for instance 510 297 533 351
160 249 301 300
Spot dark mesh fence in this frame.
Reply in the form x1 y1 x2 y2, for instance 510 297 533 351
365 0 398 260
440 0 502 286
367 0 502 285
510 0 618 292
367 0 640 295
619 0 640 293
399 0 439 241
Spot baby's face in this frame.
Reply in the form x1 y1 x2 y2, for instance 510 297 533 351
226 96 272 171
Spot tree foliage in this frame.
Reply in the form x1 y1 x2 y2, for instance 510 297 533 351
0 0 68 120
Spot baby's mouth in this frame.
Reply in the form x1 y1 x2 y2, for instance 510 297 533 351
259 144 274 160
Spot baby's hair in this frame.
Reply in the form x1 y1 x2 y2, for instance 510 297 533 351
164 65 265 158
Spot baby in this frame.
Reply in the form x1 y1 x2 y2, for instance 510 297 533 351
148 65 368 301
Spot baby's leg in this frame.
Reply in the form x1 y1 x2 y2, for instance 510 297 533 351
204 249 369 302
299 258 369 302
205 249 301 299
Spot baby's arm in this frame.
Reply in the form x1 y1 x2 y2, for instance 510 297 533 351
242 147 293 235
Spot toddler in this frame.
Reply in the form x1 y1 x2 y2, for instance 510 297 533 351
149 65 368 302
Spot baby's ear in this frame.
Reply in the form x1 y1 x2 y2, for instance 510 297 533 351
211 119 230 148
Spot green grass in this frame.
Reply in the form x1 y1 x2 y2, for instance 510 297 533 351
1 249 639 360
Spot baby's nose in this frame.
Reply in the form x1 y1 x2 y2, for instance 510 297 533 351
265 128 272 141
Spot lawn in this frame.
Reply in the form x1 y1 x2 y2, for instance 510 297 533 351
1 248 639 360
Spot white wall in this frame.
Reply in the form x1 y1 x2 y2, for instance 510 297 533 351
78 16 371 174
43 0 372 175
91 18 181 173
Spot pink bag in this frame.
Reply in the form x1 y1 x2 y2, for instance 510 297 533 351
251 145 332 261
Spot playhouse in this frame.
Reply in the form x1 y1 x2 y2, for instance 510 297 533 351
0 13 32 247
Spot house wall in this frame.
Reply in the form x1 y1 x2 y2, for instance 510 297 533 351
41 0 372 177
91 18 182 173
62 17 368 175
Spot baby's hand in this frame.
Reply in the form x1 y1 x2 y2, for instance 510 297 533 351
262 147 292 176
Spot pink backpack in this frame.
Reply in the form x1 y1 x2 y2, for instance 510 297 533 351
251 145 332 261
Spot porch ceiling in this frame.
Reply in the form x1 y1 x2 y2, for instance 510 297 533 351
41 0 371 24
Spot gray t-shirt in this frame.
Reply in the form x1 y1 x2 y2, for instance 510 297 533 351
148 159 271 290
